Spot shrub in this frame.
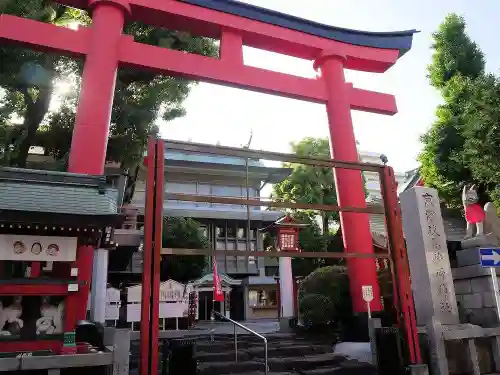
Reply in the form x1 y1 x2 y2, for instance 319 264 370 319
299 266 352 330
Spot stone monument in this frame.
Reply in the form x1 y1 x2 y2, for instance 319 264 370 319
400 187 489 375
400 186 459 326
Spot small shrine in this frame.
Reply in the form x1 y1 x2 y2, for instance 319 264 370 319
0 167 122 355
261 215 307 331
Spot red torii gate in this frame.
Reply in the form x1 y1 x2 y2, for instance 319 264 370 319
0 0 419 370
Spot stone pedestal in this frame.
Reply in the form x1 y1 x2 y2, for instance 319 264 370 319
453 252 500 327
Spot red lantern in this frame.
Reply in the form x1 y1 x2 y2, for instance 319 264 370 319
262 215 307 252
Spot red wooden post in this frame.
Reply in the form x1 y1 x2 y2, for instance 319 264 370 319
315 52 382 313
274 277 281 319
150 139 165 373
68 0 130 174
140 140 156 375
293 277 299 317
381 166 421 364
64 244 93 332
30 262 41 278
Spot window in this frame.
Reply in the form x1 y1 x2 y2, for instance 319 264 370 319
198 226 208 238
237 225 256 240
197 184 211 208
248 288 277 307
226 224 236 238
166 182 196 207
216 225 226 238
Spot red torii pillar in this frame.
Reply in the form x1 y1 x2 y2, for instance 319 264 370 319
315 52 382 313
68 0 130 174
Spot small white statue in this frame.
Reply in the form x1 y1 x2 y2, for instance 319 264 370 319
462 184 486 239
36 297 64 335
0 297 23 335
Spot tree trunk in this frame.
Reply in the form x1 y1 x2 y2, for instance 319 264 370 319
14 57 55 167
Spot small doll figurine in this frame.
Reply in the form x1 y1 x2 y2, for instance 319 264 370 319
463 184 485 239
1 297 24 335
36 297 64 335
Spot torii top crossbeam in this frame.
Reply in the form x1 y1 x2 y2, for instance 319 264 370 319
0 0 415 112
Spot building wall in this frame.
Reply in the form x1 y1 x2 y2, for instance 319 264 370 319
130 155 285 278
200 219 262 275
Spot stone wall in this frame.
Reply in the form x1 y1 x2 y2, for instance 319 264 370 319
453 247 500 327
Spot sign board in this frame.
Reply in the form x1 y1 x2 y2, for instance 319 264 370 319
125 282 189 322
126 284 142 303
278 228 299 251
160 280 186 302
362 285 374 302
127 281 187 303
479 248 500 267
0 234 77 262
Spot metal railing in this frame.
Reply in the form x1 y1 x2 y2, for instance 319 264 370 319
211 310 268 375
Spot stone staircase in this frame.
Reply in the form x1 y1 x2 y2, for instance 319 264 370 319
196 332 377 375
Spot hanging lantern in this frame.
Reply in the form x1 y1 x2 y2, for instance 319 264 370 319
262 215 308 252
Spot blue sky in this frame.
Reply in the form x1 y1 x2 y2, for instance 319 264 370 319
159 0 500 173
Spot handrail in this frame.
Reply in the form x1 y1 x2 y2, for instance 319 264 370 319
211 310 268 375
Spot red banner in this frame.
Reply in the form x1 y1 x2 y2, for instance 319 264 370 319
212 257 224 302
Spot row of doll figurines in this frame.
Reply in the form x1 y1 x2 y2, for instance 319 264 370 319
0 296 64 336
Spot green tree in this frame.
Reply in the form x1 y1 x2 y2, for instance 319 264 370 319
427 14 485 90
292 212 328 277
0 0 217 169
419 13 486 207
161 217 209 283
272 137 337 234
459 75 500 206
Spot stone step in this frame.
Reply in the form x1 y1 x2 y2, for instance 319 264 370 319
196 340 304 352
196 350 250 362
267 353 347 373
196 343 333 362
198 360 266 375
246 344 333 358
210 333 296 342
300 361 376 375
196 341 258 352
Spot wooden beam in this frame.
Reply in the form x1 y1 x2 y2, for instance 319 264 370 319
163 140 385 172
161 248 390 259
165 193 385 214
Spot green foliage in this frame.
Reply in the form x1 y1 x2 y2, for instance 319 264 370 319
299 266 351 329
0 0 218 169
271 137 357 276
299 294 334 327
427 14 484 91
419 13 499 208
161 217 209 283
272 137 337 233
292 212 328 277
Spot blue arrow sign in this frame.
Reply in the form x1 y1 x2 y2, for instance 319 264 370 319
479 248 500 267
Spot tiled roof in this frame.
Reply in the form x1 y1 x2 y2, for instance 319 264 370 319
0 167 118 216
